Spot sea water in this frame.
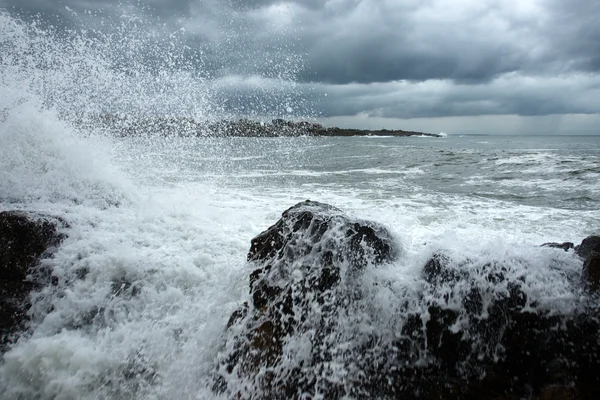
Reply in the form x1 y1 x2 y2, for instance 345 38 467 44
1 9 600 400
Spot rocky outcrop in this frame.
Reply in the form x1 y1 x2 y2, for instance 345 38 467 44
215 201 397 398
0 211 66 350
575 236 600 259
216 203 600 399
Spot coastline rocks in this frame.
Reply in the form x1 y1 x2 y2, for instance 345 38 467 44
0 211 66 350
217 203 600 399
418 252 600 399
89 115 439 138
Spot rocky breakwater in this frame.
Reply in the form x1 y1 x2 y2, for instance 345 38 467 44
216 201 600 399
0 211 67 351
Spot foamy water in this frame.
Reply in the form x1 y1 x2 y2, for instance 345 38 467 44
1 9 600 400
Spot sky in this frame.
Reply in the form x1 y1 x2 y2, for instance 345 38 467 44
2 0 600 135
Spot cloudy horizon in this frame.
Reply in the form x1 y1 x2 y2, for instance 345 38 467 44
2 0 599 135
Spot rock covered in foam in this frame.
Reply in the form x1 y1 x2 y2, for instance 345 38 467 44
417 251 600 398
215 200 397 398
216 203 600 399
0 211 67 350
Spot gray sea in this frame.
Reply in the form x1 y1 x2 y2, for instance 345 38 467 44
3 119 600 400
120 134 600 211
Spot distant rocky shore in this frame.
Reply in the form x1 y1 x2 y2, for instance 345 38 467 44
81 115 440 138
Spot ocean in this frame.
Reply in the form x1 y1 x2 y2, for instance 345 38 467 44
1 10 600 400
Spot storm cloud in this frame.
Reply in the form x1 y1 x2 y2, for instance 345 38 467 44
2 0 599 133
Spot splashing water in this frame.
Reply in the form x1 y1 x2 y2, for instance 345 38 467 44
0 7 312 399
1 5 599 400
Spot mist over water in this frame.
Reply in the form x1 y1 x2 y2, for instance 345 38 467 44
0 7 311 399
1 6 600 400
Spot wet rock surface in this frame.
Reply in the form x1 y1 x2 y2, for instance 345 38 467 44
217 203 600 399
575 236 600 259
577 236 600 291
542 241 574 251
416 252 600 399
215 200 397 398
0 211 67 351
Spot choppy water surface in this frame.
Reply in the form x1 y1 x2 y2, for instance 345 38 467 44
120 135 600 211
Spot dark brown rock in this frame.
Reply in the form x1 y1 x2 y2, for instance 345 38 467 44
414 252 600 400
542 242 574 251
0 211 65 280
575 235 600 258
0 211 67 351
536 385 577 400
576 235 600 291
583 254 600 291
216 201 397 398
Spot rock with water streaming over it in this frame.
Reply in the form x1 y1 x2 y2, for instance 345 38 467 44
216 203 600 399
215 200 397 397
417 251 600 398
0 211 67 350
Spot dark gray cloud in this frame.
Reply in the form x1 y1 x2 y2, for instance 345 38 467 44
2 0 599 126
312 74 600 118
293 0 600 84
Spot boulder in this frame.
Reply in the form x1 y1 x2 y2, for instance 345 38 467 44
575 235 600 259
583 254 600 291
416 253 600 399
215 201 397 398
0 211 66 350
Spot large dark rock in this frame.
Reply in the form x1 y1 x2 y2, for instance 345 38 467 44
575 235 600 259
577 236 600 291
216 203 600 399
584 254 600 291
215 201 397 398
0 211 66 350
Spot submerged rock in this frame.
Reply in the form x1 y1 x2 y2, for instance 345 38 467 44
0 211 66 350
217 204 600 399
